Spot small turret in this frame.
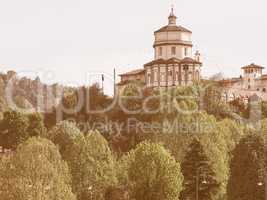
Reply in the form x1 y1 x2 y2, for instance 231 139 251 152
195 50 201 62
168 6 177 26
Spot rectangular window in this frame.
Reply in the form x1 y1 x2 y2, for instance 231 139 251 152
183 65 189 71
184 48 188 56
171 47 176 55
147 74 151 84
159 47 163 56
154 69 158 82
160 73 165 81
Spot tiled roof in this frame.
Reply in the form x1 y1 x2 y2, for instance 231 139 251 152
144 57 201 67
116 79 145 86
259 74 267 80
219 78 241 83
144 58 179 66
119 69 145 76
155 25 192 33
181 57 202 64
242 63 264 69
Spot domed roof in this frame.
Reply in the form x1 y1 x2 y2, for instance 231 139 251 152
154 7 192 34
155 25 192 33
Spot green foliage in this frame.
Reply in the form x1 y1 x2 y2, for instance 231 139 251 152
0 111 47 150
227 134 266 200
65 130 117 200
181 139 220 200
0 137 76 200
27 113 47 137
128 141 183 200
104 186 129 200
0 83 261 200
201 81 232 119
0 110 29 149
47 120 82 159
262 101 267 119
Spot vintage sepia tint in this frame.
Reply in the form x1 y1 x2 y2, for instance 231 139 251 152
0 1 266 200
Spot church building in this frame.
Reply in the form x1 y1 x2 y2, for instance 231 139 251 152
118 8 202 89
220 63 267 101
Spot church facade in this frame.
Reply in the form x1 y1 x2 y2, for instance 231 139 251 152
118 9 202 89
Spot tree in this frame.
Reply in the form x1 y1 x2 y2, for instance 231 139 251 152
262 101 267 119
128 141 183 200
65 130 117 200
105 186 129 200
180 138 220 200
0 137 76 200
227 134 266 200
201 81 233 119
47 120 82 159
27 113 47 137
0 155 11 198
0 110 29 150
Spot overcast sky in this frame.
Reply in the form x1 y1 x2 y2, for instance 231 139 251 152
0 0 266 93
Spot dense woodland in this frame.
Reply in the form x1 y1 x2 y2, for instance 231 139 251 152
0 73 267 200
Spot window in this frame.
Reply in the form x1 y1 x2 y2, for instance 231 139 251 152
159 47 163 56
171 47 176 55
184 48 188 56
147 74 151 84
195 70 200 81
263 88 266 92
169 70 172 76
183 65 189 71
154 69 158 82
160 73 165 81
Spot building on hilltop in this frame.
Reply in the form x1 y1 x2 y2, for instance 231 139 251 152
117 8 202 89
220 63 267 102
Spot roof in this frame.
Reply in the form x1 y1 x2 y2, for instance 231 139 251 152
181 57 201 64
144 57 201 67
116 79 145 86
242 63 264 69
259 74 267 80
119 69 145 76
155 25 192 33
219 78 241 83
144 58 180 66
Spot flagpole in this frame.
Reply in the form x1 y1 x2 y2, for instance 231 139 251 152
101 74 104 93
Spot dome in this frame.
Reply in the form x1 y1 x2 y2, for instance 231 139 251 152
155 25 192 34
155 7 191 34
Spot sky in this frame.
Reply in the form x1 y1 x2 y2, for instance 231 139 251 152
0 0 267 94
